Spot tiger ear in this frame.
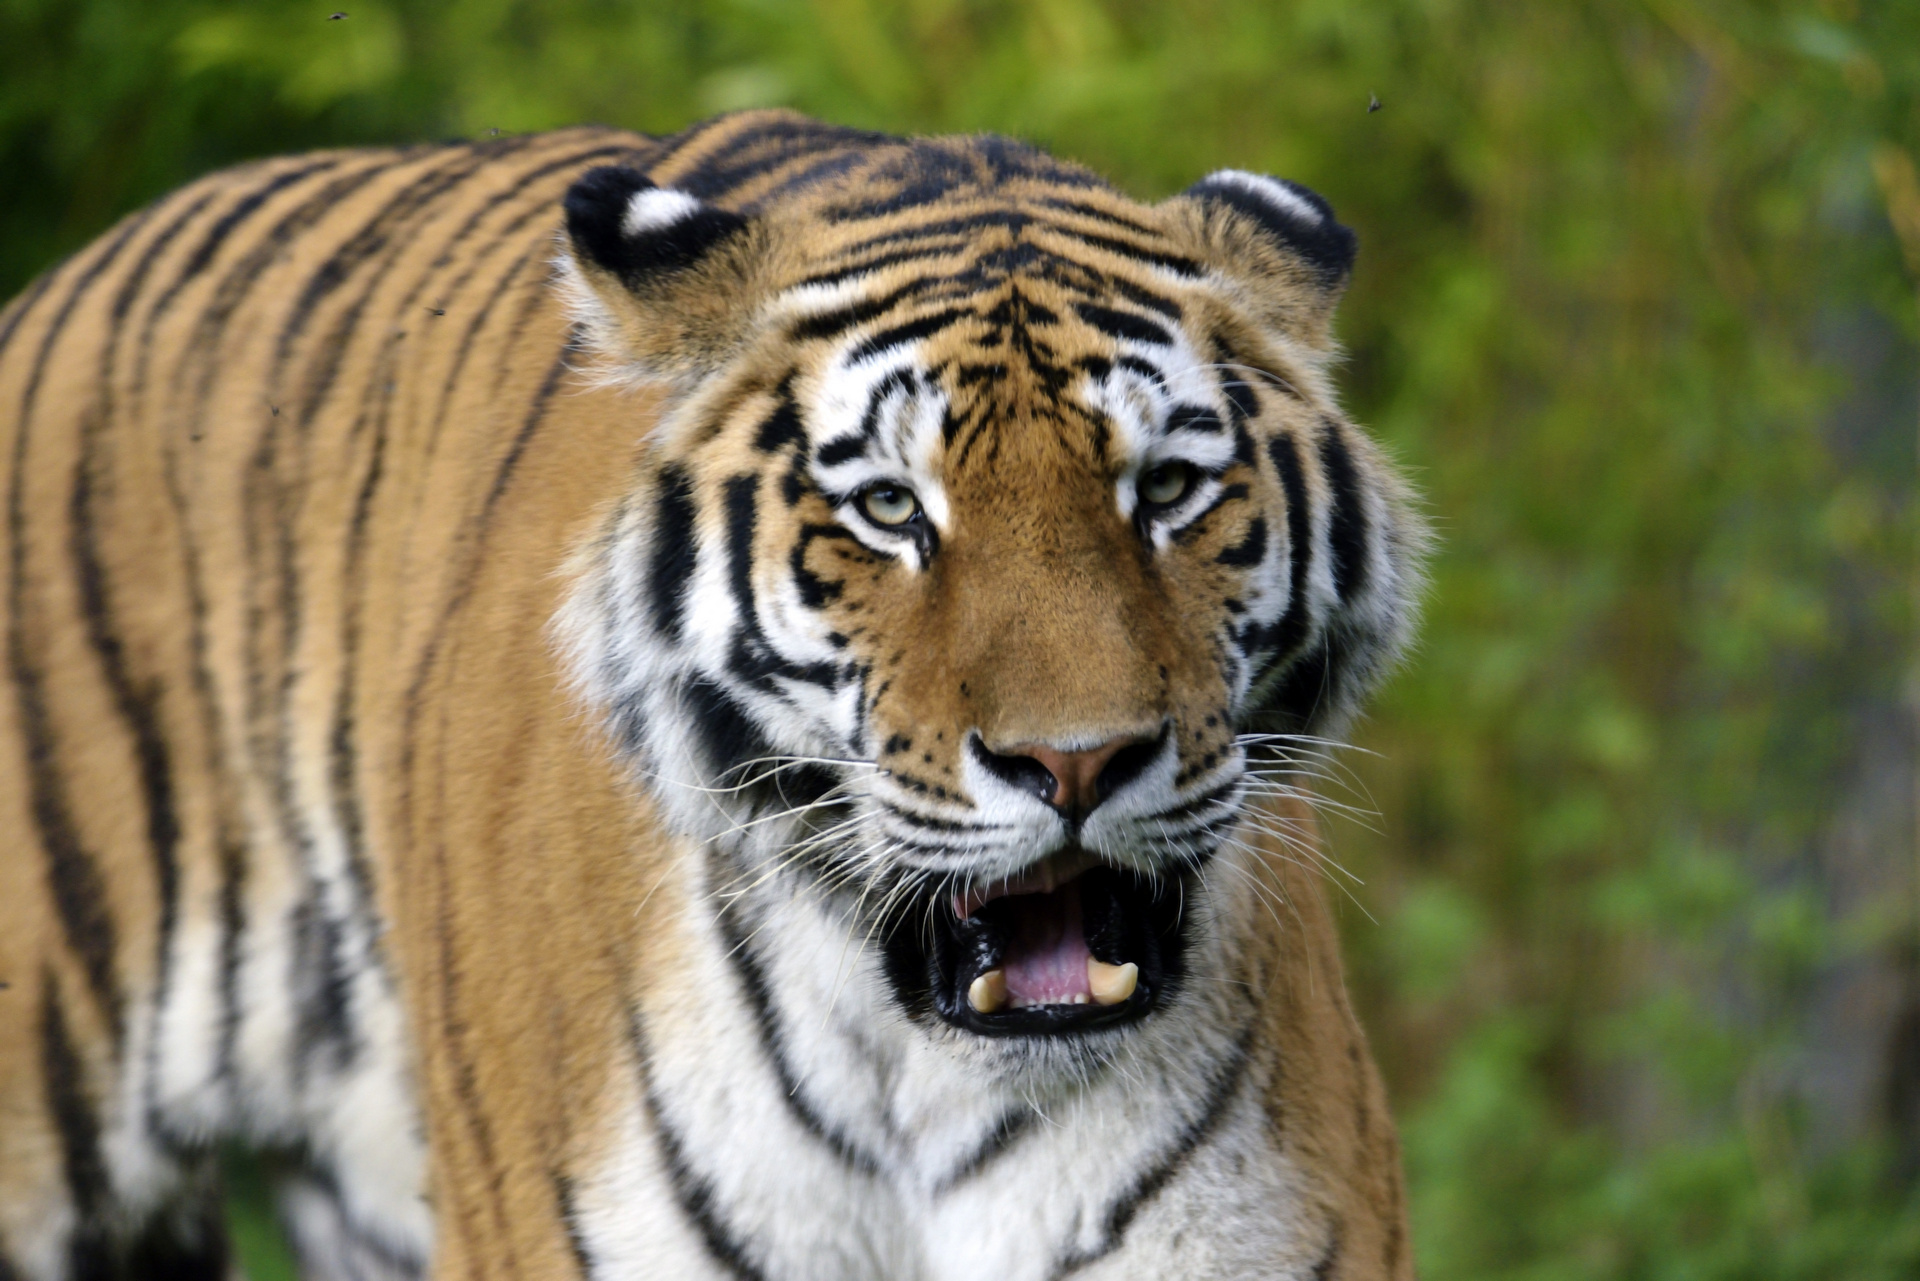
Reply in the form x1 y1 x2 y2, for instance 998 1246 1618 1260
560 166 779 386
1164 170 1357 349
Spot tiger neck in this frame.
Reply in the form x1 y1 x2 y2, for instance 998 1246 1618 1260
587 834 1287 1279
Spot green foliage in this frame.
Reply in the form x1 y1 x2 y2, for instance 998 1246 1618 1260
5 1 1916 1276
220 1148 299 1281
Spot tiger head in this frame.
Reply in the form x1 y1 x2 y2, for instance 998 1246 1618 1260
554 125 1423 1047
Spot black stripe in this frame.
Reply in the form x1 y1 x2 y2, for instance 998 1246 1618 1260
648 466 698 642
857 367 915 440
683 677 771 782
722 474 761 648
1033 196 1162 237
428 244 545 451
40 971 116 1277
745 151 872 210
647 113 737 172
1223 373 1261 418
1149 777 1240 826
670 117 892 203
174 156 413 430
720 473 841 693
790 524 853 609
813 433 869 468
179 152 411 360
791 241 968 290
70 437 184 1108
9 212 157 1034
751 396 805 454
628 1009 772 1281
1268 637 1337 728
787 281 926 345
146 159 342 324
0 269 60 365
484 345 572 518
1053 1028 1253 1277
932 1106 1038 1193
1166 403 1223 435
1073 301 1171 347
119 1196 230 1281
1169 481 1248 546
327 338 401 1000
710 861 884 1176
1037 223 1201 278
1318 420 1369 601
490 254 569 385
1312 1230 1342 1281
842 306 971 365
289 895 355 1078
275 147 501 418
674 141 841 206
552 1172 598 1280
1106 276 1183 320
834 209 1033 257
1249 431 1315 682
815 368 912 467
214 835 247 1090
102 191 220 329
1216 516 1268 567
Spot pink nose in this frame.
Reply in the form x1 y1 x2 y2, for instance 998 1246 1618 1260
1003 732 1160 819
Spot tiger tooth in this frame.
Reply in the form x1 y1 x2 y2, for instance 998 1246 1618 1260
1088 959 1138 1006
968 969 1007 1014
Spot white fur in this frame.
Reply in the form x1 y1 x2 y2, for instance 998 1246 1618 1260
622 188 703 236
1202 170 1323 227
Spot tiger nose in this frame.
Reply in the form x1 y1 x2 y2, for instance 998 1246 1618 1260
974 730 1164 820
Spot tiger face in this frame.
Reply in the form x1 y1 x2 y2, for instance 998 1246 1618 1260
556 139 1420 1048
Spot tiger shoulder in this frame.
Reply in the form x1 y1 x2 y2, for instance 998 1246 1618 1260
0 110 1424 1280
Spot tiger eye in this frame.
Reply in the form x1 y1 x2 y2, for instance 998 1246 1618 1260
860 485 920 527
1139 462 1195 508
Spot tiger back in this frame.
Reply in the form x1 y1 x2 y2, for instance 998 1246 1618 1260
0 112 1422 1280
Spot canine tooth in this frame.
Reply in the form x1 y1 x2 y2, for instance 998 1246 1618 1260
968 970 1007 1014
1088 959 1138 1006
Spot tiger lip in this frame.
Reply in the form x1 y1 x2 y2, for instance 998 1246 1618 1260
948 848 1100 921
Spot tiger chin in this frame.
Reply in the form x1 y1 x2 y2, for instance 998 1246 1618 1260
0 112 1425 1280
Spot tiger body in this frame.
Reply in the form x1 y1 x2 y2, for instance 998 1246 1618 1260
0 114 1421 1280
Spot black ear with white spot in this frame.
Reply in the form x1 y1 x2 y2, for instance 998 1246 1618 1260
1166 170 1358 348
1183 171 1356 288
558 166 775 388
564 167 751 288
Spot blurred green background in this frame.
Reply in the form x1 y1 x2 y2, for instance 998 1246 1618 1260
5 0 1917 1276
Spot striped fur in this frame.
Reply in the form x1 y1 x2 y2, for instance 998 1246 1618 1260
0 112 1422 1280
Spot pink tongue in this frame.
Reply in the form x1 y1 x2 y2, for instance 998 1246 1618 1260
1002 887 1093 1007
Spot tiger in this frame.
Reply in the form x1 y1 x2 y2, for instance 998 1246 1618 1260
0 110 1426 1280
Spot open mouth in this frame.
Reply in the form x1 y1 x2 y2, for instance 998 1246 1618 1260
881 852 1194 1038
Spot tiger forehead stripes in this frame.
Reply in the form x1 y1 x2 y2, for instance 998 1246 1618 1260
0 111 1422 1281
